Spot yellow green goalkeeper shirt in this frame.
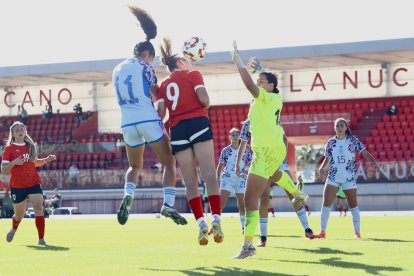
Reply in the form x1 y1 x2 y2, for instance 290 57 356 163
247 87 284 149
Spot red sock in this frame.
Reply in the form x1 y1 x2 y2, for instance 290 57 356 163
344 208 347 213
12 216 21 230
208 195 221 216
188 197 204 220
338 207 342 212
35 216 45 239
304 205 310 212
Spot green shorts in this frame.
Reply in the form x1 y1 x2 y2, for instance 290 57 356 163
249 144 286 179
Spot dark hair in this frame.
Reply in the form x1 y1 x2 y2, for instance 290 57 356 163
260 72 279 94
159 37 181 72
128 5 157 57
334 118 352 136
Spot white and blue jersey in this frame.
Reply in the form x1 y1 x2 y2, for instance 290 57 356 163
219 145 253 194
112 57 160 128
324 135 365 184
219 145 253 178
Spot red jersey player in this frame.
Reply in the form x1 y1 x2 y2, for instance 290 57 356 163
156 37 223 246
1 121 56 245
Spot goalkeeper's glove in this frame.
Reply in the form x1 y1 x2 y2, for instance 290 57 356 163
248 57 264 74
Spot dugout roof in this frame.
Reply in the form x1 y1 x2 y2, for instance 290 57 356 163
1 37 414 88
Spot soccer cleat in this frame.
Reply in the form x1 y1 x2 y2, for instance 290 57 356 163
6 229 16 243
354 232 361 239
208 227 214 235
38 239 48 246
198 226 209 246
305 228 315 239
160 203 188 225
257 236 267 247
242 228 244 235
211 220 224 243
233 245 256 259
117 194 133 225
292 191 309 207
315 230 326 239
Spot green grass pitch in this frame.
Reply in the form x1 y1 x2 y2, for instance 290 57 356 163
0 214 413 275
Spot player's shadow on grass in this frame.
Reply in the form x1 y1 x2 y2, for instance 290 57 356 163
273 246 363 256
366 238 414 243
281 257 402 275
25 245 70 251
141 266 294 276
267 234 302 239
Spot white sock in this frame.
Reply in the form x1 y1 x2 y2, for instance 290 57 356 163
243 241 252 249
163 186 176 206
296 207 310 230
197 217 208 229
259 217 268 237
240 215 246 230
124 182 136 198
321 205 331 231
350 207 360 233
212 214 221 223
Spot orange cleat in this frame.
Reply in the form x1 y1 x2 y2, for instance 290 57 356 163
354 232 361 239
315 230 326 239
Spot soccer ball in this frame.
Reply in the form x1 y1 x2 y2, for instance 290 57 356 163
182 37 207 61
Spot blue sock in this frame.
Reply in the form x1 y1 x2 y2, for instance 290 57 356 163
321 205 331 231
259 217 268 237
124 182 136 198
163 186 176 207
350 207 360 233
296 207 310 230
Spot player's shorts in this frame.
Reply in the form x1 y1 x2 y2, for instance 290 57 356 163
10 184 43 204
220 176 246 194
121 120 164 147
249 144 286 179
336 195 346 199
279 160 289 171
326 179 357 190
170 116 213 155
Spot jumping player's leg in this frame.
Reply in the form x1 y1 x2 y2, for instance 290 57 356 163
150 133 187 225
117 144 144 225
257 182 271 247
193 140 223 243
344 188 360 238
270 170 308 206
175 147 208 245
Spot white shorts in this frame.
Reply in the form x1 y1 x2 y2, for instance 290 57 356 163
279 160 289 171
122 121 164 147
326 179 357 190
220 176 246 195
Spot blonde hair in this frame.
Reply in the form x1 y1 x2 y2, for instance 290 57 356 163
5 121 37 162
229 128 240 134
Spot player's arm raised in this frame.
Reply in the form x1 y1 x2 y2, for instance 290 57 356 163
231 41 259 98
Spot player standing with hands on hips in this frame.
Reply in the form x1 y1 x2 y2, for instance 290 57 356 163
1 122 56 245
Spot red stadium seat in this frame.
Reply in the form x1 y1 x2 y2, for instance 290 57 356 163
386 129 395 136
365 137 373 144
406 135 414 143
379 129 386 137
395 129 403 136
403 129 411 136
380 136 389 144
377 101 385 108
396 151 403 159
375 143 384 151
369 102 376 109
403 151 412 160
396 136 405 144
371 129 379 136
401 143 408 151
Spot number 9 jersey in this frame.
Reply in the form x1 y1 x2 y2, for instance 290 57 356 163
156 70 209 128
